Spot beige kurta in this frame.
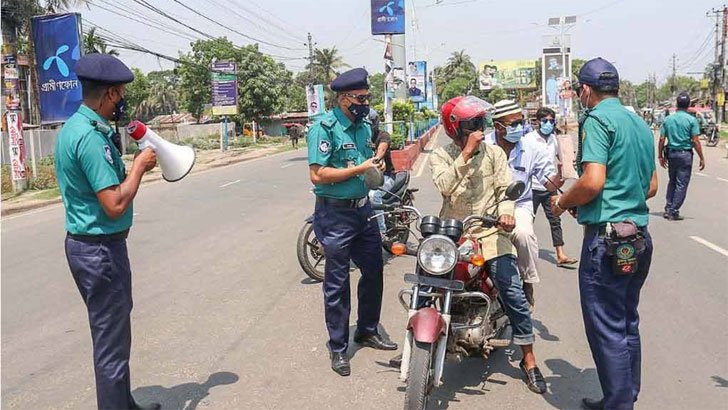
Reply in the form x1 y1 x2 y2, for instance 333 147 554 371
429 141 517 261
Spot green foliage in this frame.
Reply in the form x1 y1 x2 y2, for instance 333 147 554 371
369 73 385 107
83 27 119 56
483 86 508 104
440 75 473 102
655 76 701 102
307 47 349 84
572 58 587 78
390 130 406 149
126 68 150 120
392 100 415 122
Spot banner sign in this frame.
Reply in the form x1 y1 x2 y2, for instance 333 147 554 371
478 60 537 90
542 53 570 108
211 61 238 116
3 63 22 111
371 0 405 35
306 84 325 118
31 13 83 124
407 61 427 103
7 112 26 181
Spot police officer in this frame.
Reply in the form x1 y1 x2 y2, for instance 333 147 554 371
55 54 159 410
550 58 658 410
307 68 397 377
658 92 705 220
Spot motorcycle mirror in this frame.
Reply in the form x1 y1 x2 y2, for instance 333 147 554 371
363 167 384 190
504 181 525 200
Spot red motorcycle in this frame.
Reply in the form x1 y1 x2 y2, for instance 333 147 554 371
381 181 524 410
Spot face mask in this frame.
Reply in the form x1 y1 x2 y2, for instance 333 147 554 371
540 121 554 135
348 103 370 121
113 97 127 122
503 123 524 143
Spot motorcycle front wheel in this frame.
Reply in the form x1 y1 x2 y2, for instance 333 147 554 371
296 221 325 282
404 341 434 410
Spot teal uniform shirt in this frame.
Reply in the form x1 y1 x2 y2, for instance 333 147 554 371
660 109 699 150
307 107 373 199
577 98 656 227
55 105 132 235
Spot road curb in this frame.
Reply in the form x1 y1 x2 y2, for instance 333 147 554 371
1 146 303 218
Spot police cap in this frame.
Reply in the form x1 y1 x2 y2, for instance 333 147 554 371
578 57 619 92
75 53 135 84
330 68 369 92
676 92 691 109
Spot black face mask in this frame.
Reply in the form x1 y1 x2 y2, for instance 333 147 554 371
113 97 127 122
348 103 370 121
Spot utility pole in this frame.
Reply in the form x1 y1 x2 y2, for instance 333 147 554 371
671 53 677 99
708 7 725 121
305 32 315 79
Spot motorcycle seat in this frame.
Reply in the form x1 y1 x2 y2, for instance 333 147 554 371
383 171 410 201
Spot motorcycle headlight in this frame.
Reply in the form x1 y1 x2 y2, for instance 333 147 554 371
417 235 458 275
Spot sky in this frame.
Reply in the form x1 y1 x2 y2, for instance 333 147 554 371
70 0 723 85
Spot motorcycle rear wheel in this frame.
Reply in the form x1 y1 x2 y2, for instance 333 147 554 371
296 222 325 282
404 341 434 410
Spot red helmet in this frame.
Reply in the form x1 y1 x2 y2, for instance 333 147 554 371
440 96 493 140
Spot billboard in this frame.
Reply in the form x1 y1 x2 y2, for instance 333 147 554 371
542 54 570 108
306 84 325 118
31 13 83 124
371 0 405 35
478 60 537 90
6 112 26 181
211 61 238 116
407 61 427 103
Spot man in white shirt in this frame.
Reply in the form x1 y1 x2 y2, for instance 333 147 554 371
486 100 561 309
526 107 578 267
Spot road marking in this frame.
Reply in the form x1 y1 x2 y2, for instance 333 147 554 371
414 127 440 178
717 177 728 183
219 179 241 188
281 163 294 169
694 172 709 177
689 236 728 257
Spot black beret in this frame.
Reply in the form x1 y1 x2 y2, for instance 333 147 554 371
75 53 134 84
331 68 369 92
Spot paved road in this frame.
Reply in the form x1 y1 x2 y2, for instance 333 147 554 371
2 128 727 409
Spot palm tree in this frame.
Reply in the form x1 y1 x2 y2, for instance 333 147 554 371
308 47 349 83
444 50 476 78
83 27 119 56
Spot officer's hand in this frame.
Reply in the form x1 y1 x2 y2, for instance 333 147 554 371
373 157 386 172
659 157 667 169
134 148 157 172
699 158 705 171
498 214 516 232
462 130 484 159
358 157 379 174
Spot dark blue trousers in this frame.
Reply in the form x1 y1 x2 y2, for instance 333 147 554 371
313 201 384 353
579 228 653 410
665 150 693 216
65 236 135 410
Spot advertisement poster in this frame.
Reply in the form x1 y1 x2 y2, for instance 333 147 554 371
407 61 427 103
543 54 570 107
478 60 537 90
211 61 238 116
391 67 405 91
306 84 325 117
7 112 26 181
3 63 22 111
31 13 83 124
371 0 405 35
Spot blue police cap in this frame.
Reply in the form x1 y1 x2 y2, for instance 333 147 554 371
330 68 369 92
578 57 619 91
75 53 135 84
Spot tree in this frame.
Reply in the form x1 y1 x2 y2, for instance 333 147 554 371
308 47 349 84
571 58 587 78
83 27 119 56
369 73 385 107
125 68 150 120
655 76 700 103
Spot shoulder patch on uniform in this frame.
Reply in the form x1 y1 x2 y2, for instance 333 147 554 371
103 145 114 164
342 142 355 149
319 140 330 153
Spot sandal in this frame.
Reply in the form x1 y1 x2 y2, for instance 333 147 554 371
556 257 578 268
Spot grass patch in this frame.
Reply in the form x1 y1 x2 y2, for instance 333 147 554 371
33 188 61 201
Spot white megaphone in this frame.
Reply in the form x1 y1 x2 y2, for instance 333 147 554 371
126 121 196 182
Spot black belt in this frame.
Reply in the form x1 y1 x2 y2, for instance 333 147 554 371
316 196 368 208
67 229 129 243
667 147 692 152
584 224 646 238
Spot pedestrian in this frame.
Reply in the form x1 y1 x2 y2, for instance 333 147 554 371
485 100 562 311
658 92 705 220
55 53 160 410
527 106 578 268
288 123 302 148
366 109 396 240
550 57 658 410
307 68 397 377
430 96 547 394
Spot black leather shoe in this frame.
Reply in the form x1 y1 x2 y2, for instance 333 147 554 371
330 352 351 376
354 333 398 350
662 211 670 219
131 401 161 410
582 397 605 410
519 360 547 394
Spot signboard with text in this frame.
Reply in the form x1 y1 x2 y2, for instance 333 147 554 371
306 84 325 118
478 60 537 90
31 13 83 124
7 112 26 181
371 0 405 35
211 61 238 116
407 61 427 103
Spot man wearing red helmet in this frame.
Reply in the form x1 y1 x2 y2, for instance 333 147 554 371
429 96 547 394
